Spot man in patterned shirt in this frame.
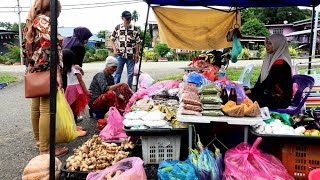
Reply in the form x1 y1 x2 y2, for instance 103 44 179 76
110 10 141 89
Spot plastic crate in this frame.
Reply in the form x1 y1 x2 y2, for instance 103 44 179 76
281 143 320 180
141 135 181 164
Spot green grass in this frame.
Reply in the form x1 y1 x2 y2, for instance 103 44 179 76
0 74 17 83
157 67 261 87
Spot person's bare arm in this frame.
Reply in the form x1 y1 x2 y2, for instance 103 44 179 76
134 44 140 63
74 65 84 75
108 82 127 92
110 40 117 56
75 73 90 96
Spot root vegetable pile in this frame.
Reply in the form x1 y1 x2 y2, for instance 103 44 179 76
66 135 135 171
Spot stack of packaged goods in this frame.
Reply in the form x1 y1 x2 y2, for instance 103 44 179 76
199 83 224 116
178 83 202 116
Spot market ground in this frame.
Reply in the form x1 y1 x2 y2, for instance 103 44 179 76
0 59 314 179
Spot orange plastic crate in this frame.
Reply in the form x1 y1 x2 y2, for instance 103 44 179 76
281 144 320 180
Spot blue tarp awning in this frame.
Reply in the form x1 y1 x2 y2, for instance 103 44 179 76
144 0 320 7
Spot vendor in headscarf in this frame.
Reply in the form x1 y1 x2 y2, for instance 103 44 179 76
245 34 293 109
62 27 92 90
89 56 133 114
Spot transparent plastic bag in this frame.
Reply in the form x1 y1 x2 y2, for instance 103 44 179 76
99 107 127 141
56 89 79 144
223 137 293 180
86 157 147 180
138 73 154 90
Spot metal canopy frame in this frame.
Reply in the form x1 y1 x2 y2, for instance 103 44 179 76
48 1 318 179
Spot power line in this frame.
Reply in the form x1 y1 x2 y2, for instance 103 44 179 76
0 0 143 9
0 1 141 13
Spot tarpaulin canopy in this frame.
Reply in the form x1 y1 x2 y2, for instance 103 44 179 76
153 6 239 50
144 0 320 7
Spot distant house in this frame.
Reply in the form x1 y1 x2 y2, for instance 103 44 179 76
0 29 19 55
58 27 105 48
266 19 320 44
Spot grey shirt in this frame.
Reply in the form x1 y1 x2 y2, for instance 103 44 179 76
89 71 114 107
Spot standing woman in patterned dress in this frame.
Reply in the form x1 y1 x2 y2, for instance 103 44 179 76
22 0 68 156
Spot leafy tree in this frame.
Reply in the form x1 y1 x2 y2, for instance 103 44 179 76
97 30 106 39
140 28 152 48
241 7 312 25
11 22 26 32
241 18 270 36
0 22 12 30
132 10 139 24
154 43 170 57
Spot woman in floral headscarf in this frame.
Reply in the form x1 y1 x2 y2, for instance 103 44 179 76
245 34 293 109
22 0 69 156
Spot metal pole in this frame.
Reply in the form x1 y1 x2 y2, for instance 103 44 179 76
49 0 58 179
17 0 24 65
136 4 150 92
309 4 316 74
312 5 319 58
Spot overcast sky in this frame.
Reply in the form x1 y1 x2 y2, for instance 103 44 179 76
0 1 315 34
0 0 156 33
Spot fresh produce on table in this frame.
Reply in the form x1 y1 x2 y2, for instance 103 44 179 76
303 129 320 136
252 119 306 135
292 110 320 130
65 135 134 172
222 99 260 117
199 83 221 94
222 101 245 117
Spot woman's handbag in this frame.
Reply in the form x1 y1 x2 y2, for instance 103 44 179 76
24 70 50 98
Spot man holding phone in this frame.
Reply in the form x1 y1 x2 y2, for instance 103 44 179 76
110 11 141 89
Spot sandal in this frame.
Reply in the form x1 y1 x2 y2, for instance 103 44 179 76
34 141 40 148
40 147 69 157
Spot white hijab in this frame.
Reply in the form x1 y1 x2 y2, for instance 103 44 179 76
260 34 292 83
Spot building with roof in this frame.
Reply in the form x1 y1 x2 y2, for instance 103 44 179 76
58 27 105 48
0 29 19 55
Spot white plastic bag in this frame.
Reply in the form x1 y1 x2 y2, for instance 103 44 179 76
124 111 149 120
141 111 166 121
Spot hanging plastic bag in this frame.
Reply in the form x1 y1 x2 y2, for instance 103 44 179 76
99 107 127 141
187 72 210 86
223 137 293 180
86 157 147 180
56 88 79 144
158 160 198 180
231 34 242 63
138 73 154 90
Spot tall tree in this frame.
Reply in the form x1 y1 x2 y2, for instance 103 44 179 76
132 10 139 25
97 30 106 39
241 18 270 36
0 22 12 30
11 22 26 32
140 28 152 48
241 7 312 25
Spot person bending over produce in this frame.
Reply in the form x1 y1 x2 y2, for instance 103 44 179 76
89 56 133 114
245 34 293 109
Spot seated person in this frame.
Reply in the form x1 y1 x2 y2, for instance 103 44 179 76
245 34 293 109
89 56 133 114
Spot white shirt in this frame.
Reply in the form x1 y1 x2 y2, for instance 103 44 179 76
67 68 81 86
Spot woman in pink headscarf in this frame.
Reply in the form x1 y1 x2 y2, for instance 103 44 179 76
245 34 293 109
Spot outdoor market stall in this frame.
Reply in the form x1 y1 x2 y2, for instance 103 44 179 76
40 0 320 179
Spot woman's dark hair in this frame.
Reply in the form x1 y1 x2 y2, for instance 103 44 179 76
62 49 78 73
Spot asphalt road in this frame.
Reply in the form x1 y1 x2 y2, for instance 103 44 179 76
0 58 316 179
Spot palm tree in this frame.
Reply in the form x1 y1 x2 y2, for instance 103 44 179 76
132 10 139 25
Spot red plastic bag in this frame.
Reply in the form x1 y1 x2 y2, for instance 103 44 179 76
86 157 147 180
99 107 127 141
223 137 293 180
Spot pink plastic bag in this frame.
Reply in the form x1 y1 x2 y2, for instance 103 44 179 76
223 137 293 180
86 157 147 180
134 62 140 75
99 107 127 141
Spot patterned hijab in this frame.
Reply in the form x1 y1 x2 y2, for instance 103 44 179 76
24 0 61 43
63 27 92 49
260 34 292 83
